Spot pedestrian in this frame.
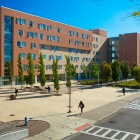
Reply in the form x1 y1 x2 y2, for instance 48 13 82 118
47 85 51 93
15 88 18 96
122 87 125 96
78 101 85 115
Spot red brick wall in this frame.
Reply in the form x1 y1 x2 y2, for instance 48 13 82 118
0 7 92 76
91 29 107 37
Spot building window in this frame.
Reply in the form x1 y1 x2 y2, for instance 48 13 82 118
86 58 90 62
96 51 100 55
40 45 46 50
38 23 46 30
28 32 33 37
96 58 100 62
56 46 59 51
23 64 27 71
76 32 79 37
46 65 52 70
31 43 36 49
20 53 25 59
92 37 95 41
43 54 46 59
87 35 90 39
69 31 74 36
47 35 55 41
56 37 60 42
33 32 37 38
16 18 26 25
47 25 52 31
51 46 55 51
31 54 37 60
82 42 84 46
29 21 34 27
40 34 44 40
58 28 61 33
34 64 38 70
96 37 98 42
76 49 79 53
69 39 73 44
49 55 54 60
17 41 26 48
112 53 115 57
112 47 115 51
70 56 73 61
18 30 24 36
58 65 62 70
82 34 86 39
75 65 78 69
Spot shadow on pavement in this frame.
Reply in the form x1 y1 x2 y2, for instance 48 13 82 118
117 89 139 93
67 113 79 117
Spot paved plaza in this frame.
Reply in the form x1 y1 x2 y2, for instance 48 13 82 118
0 82 140 140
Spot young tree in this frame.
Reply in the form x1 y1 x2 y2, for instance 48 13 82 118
64 55 73 113
131 62 137 78
17 55 24 89
27 53 34 87
38 52 46 88
81 64 87 79
121 61 130 80
100 61 112 83
111 60 121 83
89 61 98 79
52 58 60 94
7 61 12 88
133 66 140 83
71 64 77 83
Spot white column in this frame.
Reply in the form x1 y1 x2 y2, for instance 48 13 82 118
35 75 37 84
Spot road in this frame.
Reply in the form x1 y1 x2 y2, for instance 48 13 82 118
64 98 140 140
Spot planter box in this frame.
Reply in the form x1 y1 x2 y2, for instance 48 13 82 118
10 95 16 100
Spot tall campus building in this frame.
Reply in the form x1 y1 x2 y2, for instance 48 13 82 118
0 7 139 86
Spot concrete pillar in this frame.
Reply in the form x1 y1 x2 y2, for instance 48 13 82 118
0 77 2 86
35 75 37 84
12 76 15 86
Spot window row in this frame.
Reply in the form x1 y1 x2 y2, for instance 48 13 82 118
92 37 99 42
82 57 91 62
20 53 37 60
69 39 91 46
69 31 90 39
17 41 36 49
68 48 90 54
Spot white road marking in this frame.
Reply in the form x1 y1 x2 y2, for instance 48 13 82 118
81 125 140 140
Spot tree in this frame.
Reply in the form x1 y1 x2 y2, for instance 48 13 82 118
52 58 60 94
133 66 140 83
38 53 46 88
131 62 137 78
27 53 34 87
111 60 121 83
89 61 98 79
17 55 24 89
81 64 87 79
101 61 112 83
71 64 77 83
121 61 130 80
64 55 73 113
7 61 12 88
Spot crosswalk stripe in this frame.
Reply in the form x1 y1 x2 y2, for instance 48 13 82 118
101 129 112 137
84 125 95 133
110 131 120 139
120 133 130 140
93 127 104 135
133 135 140 140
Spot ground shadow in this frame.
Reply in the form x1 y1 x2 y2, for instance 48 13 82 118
117 89 139 93
67 113 79 117
1 93 36 98
117 95 123 97
5 94 53 101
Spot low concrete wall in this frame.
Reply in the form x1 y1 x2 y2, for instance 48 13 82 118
0 129 28 140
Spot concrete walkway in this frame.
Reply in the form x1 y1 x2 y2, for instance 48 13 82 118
0 82 139 140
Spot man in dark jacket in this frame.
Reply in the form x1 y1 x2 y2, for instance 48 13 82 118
78 101 85 115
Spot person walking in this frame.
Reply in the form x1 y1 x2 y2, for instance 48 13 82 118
15 88 18 96
47 85 51 93
122 87 125 96
78 101 85 115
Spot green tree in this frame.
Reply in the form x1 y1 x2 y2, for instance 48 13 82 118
101 61 112 83
89 61 98 79
133 66 140 83
7 61 12 88
81 64 87 79
38 53 46 88
64 55 73 113
131 62 137 78
111 60 121 83
17 55 24 89
121 61 130 80
71 64 77 83
52 58 60 94
27 53 34 87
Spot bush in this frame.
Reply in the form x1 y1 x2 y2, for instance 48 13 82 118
115 80 140 89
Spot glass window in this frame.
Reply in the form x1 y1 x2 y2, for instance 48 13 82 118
18 30 23 36
69 39 73 44
31 54 37 60
40 34 44 40
112 53 115 57
49 55 54 60
16 18 26 25
76 49 79 53
20 53 25 59
29 21 34 27
56 46 59 51
17 41 21 47
51 46 54 51
34 64 38 69
38 23 46 30
43 54 46 59
76 32 79 37
47 26 52 31
56 37 60 42
41 45 46 50
33 32 37 38
112 47 115 51
112 41 115 45
58 65 62 70
32 43 36 49
57 28 61 33
96 37 98 42
28 32 33 37
82 34 86 38
23 64 27 71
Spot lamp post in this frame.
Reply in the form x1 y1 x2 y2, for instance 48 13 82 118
98 71 100 87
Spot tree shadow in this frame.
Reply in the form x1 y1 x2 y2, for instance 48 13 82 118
117 89 139 93
5 94 53 101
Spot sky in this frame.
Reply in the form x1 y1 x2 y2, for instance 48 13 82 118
1 0 140 37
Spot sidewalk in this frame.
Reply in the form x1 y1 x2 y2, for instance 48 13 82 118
0 85 139 140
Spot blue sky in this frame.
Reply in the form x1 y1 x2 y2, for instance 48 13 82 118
0 0 140 37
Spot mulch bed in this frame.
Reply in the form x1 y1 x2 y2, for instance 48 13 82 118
0 120 50 137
